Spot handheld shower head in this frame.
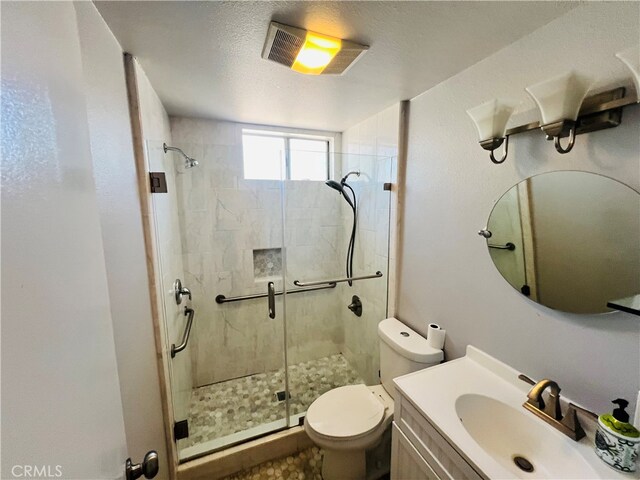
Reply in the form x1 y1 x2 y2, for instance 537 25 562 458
325 179 354 209
325 179 344 192
325 173 360 287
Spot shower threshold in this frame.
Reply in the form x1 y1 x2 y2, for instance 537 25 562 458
179 412 309 462
179 418 287 461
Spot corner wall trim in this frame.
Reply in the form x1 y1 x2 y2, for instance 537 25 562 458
123 52 179 478
394 100 410 317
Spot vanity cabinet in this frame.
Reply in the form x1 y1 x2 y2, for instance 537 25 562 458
391 424 438 479
391 393 485 480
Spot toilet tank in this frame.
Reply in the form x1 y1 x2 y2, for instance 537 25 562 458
378 317 443 398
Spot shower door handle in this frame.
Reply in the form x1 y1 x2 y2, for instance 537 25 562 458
267 282 276 319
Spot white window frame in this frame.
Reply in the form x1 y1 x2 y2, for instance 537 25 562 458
242 129 335 181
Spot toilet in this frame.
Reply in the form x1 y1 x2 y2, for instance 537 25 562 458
304 317 443 480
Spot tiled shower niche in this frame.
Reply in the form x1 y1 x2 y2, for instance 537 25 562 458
253 248 283 281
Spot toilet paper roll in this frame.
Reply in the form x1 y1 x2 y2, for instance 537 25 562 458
427 323 446 349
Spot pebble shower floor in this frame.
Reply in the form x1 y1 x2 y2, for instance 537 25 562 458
182 354 364 448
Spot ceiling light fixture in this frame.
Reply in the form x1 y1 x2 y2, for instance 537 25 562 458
292 32 342 74
262 22 368 76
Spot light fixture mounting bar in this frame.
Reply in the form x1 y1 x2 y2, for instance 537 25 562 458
506 87 637 138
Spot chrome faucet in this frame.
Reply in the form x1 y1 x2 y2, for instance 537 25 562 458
523 378 593 441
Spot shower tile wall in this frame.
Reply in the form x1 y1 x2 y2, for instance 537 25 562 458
340 104 400 385
170 117 346 387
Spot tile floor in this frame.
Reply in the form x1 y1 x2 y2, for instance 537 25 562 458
183 354 364 448
223 447 323 480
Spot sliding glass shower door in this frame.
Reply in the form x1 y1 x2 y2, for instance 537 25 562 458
147 139 393 461
147 140 289 460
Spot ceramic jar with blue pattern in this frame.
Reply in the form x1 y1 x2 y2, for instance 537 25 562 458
595 400 639 473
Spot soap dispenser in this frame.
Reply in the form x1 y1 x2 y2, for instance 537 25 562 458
595 399 640 472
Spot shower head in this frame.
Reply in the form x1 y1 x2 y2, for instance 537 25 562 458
325 179 355 209
163 143 199 169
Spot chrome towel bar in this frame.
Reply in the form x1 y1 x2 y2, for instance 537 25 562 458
488 242 516 251
293 271 383 288
171 307 194 358
215 283 336 304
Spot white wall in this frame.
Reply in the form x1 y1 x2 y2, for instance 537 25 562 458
1 3 127 478
399 3 640 413
341 104 400 384
75 3 169 477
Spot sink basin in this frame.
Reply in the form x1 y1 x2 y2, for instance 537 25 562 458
393 346 627 479
456 394 597 478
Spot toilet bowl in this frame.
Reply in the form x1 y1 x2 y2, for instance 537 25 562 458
304 317 443 480
305 384 393 480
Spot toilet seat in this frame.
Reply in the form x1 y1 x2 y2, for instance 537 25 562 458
306 384 385 440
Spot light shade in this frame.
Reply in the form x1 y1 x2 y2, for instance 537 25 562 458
525 72 593 125
466 99 518 142
615 46 640 99
291 32 342 75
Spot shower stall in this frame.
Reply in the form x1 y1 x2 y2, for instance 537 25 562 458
146 135 393 461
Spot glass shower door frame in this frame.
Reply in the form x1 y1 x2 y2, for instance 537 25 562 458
147 140 293 461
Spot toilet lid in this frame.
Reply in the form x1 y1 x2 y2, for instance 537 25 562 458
306 384 385 438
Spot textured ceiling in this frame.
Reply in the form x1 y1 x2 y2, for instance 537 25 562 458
95 1 578 132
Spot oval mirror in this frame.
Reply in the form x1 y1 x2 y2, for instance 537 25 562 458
485 171 640 314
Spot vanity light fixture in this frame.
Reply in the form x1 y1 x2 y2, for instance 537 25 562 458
470 61 639 166
615 46 640 100
466 99 518 164
262 22 368 75
525 71 594 154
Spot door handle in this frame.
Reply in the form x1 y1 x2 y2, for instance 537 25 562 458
267 281 276 319
174 278 192 305
125 451 159 480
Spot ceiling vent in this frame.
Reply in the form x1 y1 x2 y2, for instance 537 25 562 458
261 22 368 75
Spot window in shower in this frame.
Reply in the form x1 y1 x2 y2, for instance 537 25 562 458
289 138 329 180
241 134 286 180
242 131 330 181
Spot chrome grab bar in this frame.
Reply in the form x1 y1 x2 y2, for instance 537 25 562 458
171 307 194 358
215 283 336 304
488 242 516 251
293 271 383 288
